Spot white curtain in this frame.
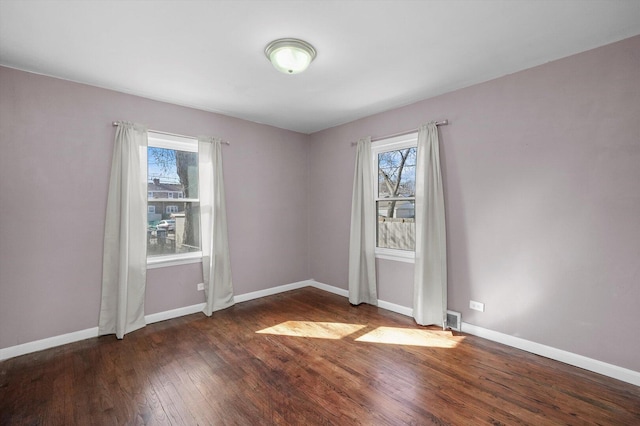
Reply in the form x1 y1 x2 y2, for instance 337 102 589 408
99 122 148 338
413 122 447 326
199 137 234 316
348 137 378 306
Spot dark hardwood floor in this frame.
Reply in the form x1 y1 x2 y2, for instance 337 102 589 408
1 287 639 425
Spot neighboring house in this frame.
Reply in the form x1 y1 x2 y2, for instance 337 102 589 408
148 178 184 223
148 178 184 199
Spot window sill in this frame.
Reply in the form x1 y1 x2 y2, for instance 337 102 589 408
147 252 203 269
375 248 415 264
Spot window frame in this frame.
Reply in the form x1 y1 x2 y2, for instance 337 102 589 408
146 131 203 269
371 132 418 263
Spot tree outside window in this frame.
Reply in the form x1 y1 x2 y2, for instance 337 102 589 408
147 133 201 258
372 135 417 255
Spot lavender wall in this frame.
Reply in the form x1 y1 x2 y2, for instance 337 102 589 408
0 67 309 350
2 36 639 373
308 36 640 372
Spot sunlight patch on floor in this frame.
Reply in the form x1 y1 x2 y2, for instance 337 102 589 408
256 321 367 339
355 326 460 348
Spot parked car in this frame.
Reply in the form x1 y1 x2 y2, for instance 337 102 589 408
156 220 175 231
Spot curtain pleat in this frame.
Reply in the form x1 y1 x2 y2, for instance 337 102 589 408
413 122 447 326
199 137 234 316
99 122 148 338
348 137 378 306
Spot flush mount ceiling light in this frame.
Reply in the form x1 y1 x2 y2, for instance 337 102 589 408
265 38 317 74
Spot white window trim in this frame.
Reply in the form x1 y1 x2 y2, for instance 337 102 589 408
147 131 202 266
371 132 418 263
148 132 198 153
148 198 199 203
376 247 415 263
147 251 203 269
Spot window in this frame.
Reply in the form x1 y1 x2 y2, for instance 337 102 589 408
148 205 155 214
147 132 201 264
371 133 417 262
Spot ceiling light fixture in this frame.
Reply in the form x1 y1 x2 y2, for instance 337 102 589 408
265 38 317 74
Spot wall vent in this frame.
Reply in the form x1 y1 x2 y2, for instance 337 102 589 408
446 310 461 331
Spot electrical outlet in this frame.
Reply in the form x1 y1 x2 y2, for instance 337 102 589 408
469 300 485 312
197 283 205 291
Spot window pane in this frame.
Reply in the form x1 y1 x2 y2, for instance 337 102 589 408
147 202 201 257
377 200 415 251
148 147 198 198
147 144 200 258
378 147 416 198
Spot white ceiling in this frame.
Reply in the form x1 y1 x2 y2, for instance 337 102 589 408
1 0 639 134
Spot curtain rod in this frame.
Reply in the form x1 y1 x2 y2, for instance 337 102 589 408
351 120 448 146
112 121 230 145
371 120 448 142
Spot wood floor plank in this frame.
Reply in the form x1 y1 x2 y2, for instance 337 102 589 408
1 287 639 425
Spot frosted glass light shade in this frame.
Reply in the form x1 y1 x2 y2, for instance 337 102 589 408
265 38 316 74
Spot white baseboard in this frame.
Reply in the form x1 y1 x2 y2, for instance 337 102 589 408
308 280 414 318
461 322 640 387
309 280 413 317
3 280 639 387
308 279 349 297
378 299 413 317
0 281 315 361
0 302 209 361
145 303 206 324
0 327 99 361
234 279 313 303
145 280 316 322
309 280 640 387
